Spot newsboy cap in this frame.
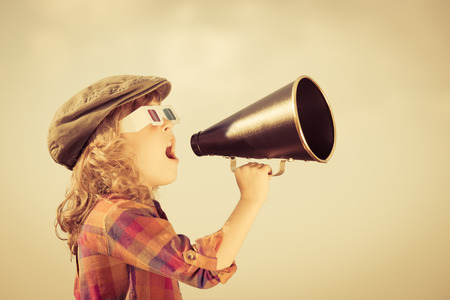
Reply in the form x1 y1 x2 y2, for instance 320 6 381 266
48 75 171 170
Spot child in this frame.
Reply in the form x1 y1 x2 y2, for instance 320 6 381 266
48 75 272 299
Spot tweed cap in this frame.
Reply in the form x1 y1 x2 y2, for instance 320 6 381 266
48 75 171 170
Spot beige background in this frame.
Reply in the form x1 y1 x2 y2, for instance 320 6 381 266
1 1 449 299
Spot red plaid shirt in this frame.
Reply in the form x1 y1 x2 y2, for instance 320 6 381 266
74 194 236 299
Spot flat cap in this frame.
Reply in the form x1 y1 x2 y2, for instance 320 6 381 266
48 75 171 170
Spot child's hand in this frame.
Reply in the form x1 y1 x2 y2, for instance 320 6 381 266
234 162 272 205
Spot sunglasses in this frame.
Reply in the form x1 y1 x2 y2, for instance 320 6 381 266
119 105 180 133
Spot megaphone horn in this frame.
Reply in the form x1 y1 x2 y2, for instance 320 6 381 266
190 76 336 174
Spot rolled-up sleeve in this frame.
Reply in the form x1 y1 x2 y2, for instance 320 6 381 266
183 229 236 284
102 201 237 289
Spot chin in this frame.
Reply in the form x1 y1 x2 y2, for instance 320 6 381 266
153 171 178 187
157 178 177 187
164 172 178 185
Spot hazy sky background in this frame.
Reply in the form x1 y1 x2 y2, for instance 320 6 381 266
1 1 449 299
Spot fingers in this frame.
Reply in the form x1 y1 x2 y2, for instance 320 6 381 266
259 164 272 176
235 162 272 203
240 162 272 176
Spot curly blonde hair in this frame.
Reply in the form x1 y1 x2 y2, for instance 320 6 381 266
56 91 162 256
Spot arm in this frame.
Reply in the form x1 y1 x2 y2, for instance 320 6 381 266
216 162 272 269
100 200 236 289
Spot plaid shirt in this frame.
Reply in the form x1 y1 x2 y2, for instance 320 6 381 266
74 194 237 299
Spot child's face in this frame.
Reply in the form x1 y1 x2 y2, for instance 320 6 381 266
122 102 179 188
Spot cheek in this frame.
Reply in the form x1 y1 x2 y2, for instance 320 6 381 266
124 130 166 174
135 141 161 163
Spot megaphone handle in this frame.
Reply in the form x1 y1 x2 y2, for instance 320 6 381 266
229 157 286 176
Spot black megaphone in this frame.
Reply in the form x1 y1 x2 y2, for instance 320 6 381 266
190 76 336 175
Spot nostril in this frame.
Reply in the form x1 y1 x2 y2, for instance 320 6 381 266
163 119 174 131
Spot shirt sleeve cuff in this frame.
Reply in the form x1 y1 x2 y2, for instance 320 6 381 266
182 229 237 284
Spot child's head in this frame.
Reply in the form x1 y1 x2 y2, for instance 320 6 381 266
48 75 174 254
72 92 161 200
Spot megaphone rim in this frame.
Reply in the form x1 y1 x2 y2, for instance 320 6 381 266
292 75 336 163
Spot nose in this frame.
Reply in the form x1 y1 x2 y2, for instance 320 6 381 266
162 118 174 131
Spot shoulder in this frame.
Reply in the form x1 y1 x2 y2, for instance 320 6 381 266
85 195 159 229
98 196 175 243
96 195 158 219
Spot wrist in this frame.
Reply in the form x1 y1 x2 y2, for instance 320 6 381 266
239 192 268 206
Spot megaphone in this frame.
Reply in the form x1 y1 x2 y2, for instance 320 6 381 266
190 76 336 175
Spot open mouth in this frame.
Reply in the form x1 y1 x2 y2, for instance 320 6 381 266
165 138 177 160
